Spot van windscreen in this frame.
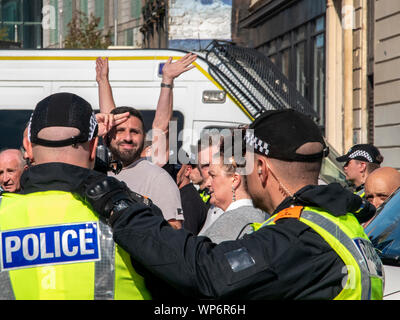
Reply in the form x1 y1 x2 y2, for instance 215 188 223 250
0 110 32 150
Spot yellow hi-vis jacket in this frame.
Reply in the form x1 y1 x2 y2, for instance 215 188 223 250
253 205 384 300
0 191 152 300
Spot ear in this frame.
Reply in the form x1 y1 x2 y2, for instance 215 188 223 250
25 137 34 162
184 165 192 178
232 172 241 189
257 157 268 187
89 137 99 162
359 161 367 174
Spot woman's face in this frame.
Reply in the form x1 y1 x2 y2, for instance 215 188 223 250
207 162 233 211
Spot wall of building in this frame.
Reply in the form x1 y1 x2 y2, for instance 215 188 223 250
374 0 400 169
43 0 144 48
168 0 232 51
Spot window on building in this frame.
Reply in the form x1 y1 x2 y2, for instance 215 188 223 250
125 28 133 46
62 0 72 38
258 14 326 128
313 17 325 125
95 0 104 29
131 0 141 19
80 0 88 16
0 0 42 48
48 0 58 45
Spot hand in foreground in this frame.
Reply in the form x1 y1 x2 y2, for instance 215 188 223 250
162 52 197 84
96 112 129 137
96 57 109 83
76 175 151 223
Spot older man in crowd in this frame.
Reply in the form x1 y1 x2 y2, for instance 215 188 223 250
0 149 26 194
362 167 400 228
365 167 400 209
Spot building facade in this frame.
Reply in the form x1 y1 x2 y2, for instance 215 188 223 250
235 0 400 169
373 0 400 169
141 0 232 50
2 0 400 168
42 0 144 48
0 0 42 48
41 0 232 50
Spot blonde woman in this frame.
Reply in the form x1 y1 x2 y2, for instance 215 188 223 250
198 142 269 243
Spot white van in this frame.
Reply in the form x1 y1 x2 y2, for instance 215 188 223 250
0 48 250 153
0 48 346 184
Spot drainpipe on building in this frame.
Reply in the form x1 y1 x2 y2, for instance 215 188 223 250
342 0 354 152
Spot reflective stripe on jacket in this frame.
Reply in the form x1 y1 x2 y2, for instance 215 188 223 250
0 191 151 300
199 190 211 203
355 188 365 199
254 206 384 300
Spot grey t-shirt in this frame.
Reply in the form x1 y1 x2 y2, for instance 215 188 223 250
110 158 183 221
200 205 268 244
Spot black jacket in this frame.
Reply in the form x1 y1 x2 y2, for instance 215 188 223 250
19 162 105 195
111 183 376 300
180 183 208 235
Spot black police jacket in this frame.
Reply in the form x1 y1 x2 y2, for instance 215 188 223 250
111 183 375 300
18 162 106 195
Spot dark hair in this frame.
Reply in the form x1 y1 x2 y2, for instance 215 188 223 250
110 106 145 130
366 162 381 174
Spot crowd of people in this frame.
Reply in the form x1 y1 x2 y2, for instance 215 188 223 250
0 52 396 300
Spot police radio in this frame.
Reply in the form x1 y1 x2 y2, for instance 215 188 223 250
94 144 122 175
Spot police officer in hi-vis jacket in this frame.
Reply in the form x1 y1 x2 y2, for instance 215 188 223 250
0 92 151 300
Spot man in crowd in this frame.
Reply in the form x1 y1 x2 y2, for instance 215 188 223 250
196 135 224 234
77 109 382 300
176 158 207 235
362 166 400 227
365 167 400 209
96 54 197 229
0 148 26 194
336 144 383 198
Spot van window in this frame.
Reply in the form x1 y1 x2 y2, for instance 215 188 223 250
0 110 184 151
0 110 32 150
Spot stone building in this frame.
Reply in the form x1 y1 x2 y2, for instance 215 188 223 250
40 0 232 50
141 0 232 50
234 0 400 169
42 0 144 48
0 0 42 48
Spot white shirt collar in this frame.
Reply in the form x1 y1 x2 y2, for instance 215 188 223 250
225 198 253 212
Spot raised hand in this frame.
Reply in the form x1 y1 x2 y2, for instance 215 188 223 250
96 112 129 137
96 57 109 83
162 53 197 84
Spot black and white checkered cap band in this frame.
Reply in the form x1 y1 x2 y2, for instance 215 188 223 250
348 150 373 163
88 112 98 140
244 130 270 156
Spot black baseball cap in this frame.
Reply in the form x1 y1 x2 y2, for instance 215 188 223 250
336 144 383 165
28 92 98 147
245 109 329 162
